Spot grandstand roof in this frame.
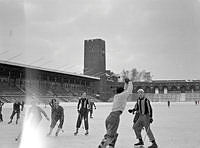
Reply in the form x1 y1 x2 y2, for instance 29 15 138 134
0 60 100 80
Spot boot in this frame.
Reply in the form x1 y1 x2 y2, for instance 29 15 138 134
47 127 53 136
8 120 12 124
55 128 61 136
15 137 18 141
108 133 118 148
98 138 108 148
74 128 78 136
16 119 18 124
148 140 158 148
134 139 144 146
85 130 89 135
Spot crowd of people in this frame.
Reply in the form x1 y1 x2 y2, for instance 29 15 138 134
0 77 159 148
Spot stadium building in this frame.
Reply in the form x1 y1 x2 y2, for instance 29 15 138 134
0 39 200 102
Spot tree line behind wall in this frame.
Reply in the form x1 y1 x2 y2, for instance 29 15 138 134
121 68 153 82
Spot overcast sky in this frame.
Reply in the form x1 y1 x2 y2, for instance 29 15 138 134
0 0 200 80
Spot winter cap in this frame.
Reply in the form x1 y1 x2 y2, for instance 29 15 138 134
81 92 87 98
137 89 144 93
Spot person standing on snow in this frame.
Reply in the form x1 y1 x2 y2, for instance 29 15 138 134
47 100 64 136
74 92 90 136
129 89 158 148
98 78 133 148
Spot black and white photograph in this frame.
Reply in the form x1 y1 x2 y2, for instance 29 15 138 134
0 0 200 148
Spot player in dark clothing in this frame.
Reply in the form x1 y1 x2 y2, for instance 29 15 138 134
167 100 170 108
88 99 96 118
49 98 57 122
47 100 64 136
8 100 22 124
74 92 90 136
0 100 4 122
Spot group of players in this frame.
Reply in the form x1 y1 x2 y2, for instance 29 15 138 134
0 94 96 140
0 77 158 148
0 99 24 124
98 78 158 148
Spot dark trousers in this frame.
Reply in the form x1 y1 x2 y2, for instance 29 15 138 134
0 112 3 121
104 111 121 138
10 110 20 120
50 116 64 129
76 111 89 130
133 114 155 141
89 109 93 117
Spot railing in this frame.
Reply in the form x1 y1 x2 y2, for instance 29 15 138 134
130 93 200 102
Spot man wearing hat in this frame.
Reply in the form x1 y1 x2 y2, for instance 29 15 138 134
128 89 158 148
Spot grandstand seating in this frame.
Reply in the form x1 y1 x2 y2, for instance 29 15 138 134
0 82 24 96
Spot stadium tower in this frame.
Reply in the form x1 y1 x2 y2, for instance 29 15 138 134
84 39 106 77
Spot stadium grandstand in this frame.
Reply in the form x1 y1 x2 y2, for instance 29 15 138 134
131 80 200 102
1 59 200 103
0 60 101 103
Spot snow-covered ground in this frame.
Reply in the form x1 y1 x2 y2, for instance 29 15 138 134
0 102 200 148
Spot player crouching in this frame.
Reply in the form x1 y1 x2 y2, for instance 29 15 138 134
47 100 64 136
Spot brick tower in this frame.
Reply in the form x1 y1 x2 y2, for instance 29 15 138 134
84 39 106 77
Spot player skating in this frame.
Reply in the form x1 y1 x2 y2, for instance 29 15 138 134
15 100 49 141
0 100 4 122
167 100 170 108
74 92 90 135
88 99 96 118
98 78 133 148
49 97 57 122
47 100 64 136
8 100 22 124
129 89 158 148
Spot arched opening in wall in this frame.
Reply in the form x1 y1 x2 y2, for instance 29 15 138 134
189 85 195 93
145 86 151 93
196 85 200 91
171 86 177 92
180 85 186 93
154 86 159 94
163 86 168 94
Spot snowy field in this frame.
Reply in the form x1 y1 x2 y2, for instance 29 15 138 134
0 102 200 148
